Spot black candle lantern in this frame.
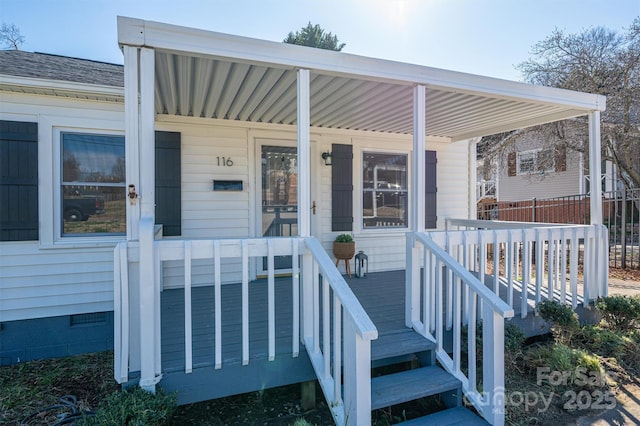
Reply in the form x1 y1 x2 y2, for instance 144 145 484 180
354 250 368 278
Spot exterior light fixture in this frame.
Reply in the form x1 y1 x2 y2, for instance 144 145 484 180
321 151 332 166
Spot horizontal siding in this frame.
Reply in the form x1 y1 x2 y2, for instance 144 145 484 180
0 241 115 321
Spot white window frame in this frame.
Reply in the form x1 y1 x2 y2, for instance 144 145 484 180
360 149 409 231
52 126 126 245
516 149 555 175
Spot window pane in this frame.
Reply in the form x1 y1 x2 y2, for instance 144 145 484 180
362 152 407 228
63 133 125 183
518 152 535 174
61 133 125 236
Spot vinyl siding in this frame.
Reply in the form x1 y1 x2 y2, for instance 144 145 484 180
0 92 123 322
0 241 115 321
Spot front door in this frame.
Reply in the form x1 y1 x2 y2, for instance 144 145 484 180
261 144 298 270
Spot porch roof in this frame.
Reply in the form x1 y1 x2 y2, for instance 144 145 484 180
118 16 606 142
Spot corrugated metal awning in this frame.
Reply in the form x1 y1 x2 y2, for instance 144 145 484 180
117 17 605 143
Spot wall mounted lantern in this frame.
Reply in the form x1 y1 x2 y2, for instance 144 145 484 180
321 151 332 166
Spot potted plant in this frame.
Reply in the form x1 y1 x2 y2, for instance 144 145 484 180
333 233 355 260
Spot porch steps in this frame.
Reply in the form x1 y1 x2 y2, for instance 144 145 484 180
396 407 490 425
371 366 458 410
369 329 488 425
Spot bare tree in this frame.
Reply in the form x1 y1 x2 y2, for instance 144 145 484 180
481 18 640 193
0 23 25 50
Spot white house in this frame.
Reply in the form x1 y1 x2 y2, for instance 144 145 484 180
0 17 609 425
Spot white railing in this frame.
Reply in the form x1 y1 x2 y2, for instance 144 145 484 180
114 236 304 385
444 219 609 315
303 237 378 426
114 235 377 425
406 231 514 426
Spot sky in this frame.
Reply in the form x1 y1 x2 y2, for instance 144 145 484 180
1 0 639 82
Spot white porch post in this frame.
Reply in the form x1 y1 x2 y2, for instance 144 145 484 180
297 68 311 238
297 68 314 347
412 85 426 232
588 111 603 225
138 47 160 392
124 46 140 241
406 85 426 327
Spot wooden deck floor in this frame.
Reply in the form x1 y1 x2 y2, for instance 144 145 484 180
160 270 410 373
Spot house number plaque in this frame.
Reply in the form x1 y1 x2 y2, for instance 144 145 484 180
217 157 233 167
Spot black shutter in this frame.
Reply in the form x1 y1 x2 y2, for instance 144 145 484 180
155 131 181 236
425 150 437 229
0 121 38 241
331 144 353 231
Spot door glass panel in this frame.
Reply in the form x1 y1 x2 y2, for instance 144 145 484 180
261 145 297 269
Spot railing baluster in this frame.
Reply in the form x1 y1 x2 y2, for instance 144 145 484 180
493 231 500 293
322 273 330 380
467 289 477 392
423 247 429 334
535 229 543 305
570 228 579 309
521 231 530 319
241 239 249 366
267 239 275 361
313 260 320 353
184 240 193 374
333 294 342 404
560 228 567 304
214 240 222 369
506 230 513 305
453 275 461 373
292 238 300 357
547 229 554 300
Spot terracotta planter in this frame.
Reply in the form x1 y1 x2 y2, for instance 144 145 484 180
333 241 355 259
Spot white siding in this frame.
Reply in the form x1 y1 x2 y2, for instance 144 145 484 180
0 242 115 321
1 92 124 322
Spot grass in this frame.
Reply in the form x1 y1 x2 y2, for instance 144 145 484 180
0 351 118 425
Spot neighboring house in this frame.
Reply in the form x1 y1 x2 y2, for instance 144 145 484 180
1 17 610 425
496 130 618 202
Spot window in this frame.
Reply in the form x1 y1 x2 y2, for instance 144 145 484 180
516 149 554 175
362 152 407 228
61 132 125 236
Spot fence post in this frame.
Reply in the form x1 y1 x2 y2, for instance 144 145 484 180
621 187 627 269
532 197 537 223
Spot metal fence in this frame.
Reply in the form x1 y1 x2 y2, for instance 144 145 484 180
478 188 640 269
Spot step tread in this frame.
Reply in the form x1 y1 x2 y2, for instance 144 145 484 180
396 407 489 425
371 365 460 410
371 329 435 361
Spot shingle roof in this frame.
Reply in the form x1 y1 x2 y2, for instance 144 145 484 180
0 50 123 87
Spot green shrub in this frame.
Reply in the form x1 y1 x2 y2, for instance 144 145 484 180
80 386 176 426
596 295 640 331
578 325 628 358
505 321 526 351
537 300 579 344
334 233 353 243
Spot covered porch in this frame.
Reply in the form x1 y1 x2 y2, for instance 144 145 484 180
115 16 607 425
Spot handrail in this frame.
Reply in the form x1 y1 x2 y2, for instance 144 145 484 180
302 236 378 424
304 237 378 340
413 232 514 318
446 218 570 229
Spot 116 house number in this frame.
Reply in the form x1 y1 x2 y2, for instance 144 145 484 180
217 157 233 167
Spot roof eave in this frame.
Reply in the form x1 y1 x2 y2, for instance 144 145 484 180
117 16 606 113
0 74 124 101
